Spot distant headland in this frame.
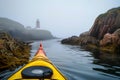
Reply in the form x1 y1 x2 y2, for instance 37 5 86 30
0 17 55 71
0 18 55 41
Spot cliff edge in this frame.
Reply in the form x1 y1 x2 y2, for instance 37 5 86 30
61 7 120 54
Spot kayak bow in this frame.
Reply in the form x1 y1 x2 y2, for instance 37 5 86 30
8 43 67 80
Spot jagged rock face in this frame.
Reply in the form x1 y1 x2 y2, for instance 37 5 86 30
61 32 99 46
0 31 30 71
100 29 120 46
114 29 120 44
100 33 116 46
79 32 99 46
90 7 120 39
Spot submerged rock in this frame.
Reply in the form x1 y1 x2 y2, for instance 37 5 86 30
0 31 31 71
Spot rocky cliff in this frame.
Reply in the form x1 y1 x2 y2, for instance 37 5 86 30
0 31 31 71
0 18 55 41
61 7 120 54
90 7 120 39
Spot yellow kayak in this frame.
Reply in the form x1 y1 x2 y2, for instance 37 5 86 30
8 43 67 80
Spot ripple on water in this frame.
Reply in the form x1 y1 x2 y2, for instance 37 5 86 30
1 39 120 80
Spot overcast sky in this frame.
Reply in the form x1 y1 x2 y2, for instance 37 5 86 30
0 0 120 38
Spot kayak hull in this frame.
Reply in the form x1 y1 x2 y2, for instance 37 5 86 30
8 43 67 80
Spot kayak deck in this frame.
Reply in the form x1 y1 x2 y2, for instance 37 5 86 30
8 43 67 80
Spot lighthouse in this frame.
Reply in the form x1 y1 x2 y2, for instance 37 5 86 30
36 19 40 28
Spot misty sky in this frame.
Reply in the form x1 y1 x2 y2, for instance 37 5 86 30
0 0 120 38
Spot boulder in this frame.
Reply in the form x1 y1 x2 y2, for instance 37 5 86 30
100 29 120 46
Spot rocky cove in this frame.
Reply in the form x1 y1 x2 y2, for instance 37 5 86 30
0 17 55 72
61 7 120 65
0 31 31 71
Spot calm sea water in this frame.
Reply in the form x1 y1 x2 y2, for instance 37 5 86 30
0 39 120 80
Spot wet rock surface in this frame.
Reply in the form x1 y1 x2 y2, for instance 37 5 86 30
0 31 31 71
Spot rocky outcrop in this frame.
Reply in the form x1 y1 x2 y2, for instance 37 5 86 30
0 31 31 71
61 7 120 54
79 32 99 46
90 7 120 39
113 29 120 44
100 32 119 46
62 32 99 45
61 36 80 45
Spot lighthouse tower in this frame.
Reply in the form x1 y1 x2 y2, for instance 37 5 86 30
36 19 40 28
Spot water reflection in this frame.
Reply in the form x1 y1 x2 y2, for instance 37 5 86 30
92 51 120 77
1 39 120 80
